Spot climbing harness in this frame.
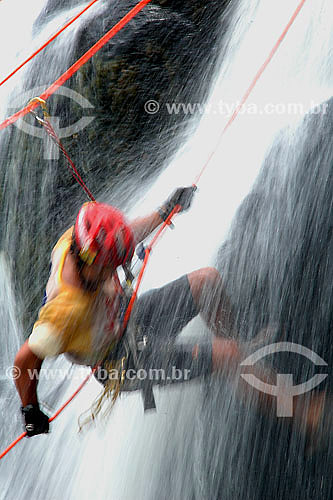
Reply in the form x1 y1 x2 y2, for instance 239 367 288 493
0 0 309 460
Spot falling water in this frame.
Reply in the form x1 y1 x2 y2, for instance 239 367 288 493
0 0 332 499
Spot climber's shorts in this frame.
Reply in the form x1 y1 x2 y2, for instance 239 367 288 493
95 275 213 389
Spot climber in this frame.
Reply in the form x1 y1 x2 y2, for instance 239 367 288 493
14 186 242 436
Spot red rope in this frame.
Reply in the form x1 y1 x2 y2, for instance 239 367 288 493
0 368 97 460
48 368 98 422
35 113 96 201
194 0 308 185
122 205 181 329
0 0 308 461
0 432 27 460
0 0 100 88
0 0 153 132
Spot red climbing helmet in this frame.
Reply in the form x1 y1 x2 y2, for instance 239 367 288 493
74 202 135 268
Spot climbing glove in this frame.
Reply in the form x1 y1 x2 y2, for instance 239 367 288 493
159 186 197 222
21 404 49 437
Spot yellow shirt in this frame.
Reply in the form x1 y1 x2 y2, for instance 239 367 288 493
29 229 124 365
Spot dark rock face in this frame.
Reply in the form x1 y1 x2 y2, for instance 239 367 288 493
198 98 333 500
219 98 333 362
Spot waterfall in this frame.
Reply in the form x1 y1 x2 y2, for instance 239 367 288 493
0 0 332 499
